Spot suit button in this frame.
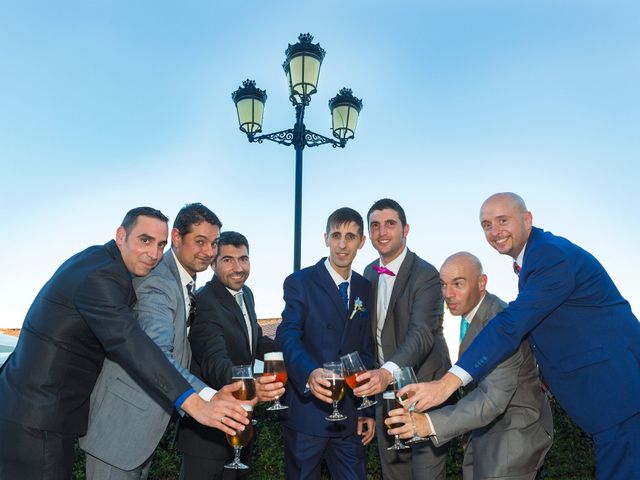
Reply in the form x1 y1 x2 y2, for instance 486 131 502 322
327 324 333 330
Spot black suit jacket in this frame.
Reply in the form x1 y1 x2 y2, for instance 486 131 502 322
0 240 191 435
177 275 275 458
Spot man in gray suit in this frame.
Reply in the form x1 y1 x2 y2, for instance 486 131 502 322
81 203 249 479
389 252 553 480
355 198 451 480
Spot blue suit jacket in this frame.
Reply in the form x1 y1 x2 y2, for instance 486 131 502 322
275 258 373 437
457 227 640 434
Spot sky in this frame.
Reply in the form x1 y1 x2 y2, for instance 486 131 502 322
1 0 639 352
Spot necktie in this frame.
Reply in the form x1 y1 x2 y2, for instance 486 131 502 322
513 262 521 276
338 282 349 312
373 265 396 276
459 316 470 343
186 281 196 327
235 291 245 310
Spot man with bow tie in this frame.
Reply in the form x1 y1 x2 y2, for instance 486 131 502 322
355 198 452 480
400 192 640 479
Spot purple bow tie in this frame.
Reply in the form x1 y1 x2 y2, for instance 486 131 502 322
373 265 396 276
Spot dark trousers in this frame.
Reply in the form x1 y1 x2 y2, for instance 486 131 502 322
0 418 76 480
593 411 640 479
179 442 252 480
283 427 366 480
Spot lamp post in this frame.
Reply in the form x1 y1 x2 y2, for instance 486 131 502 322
232 33 362 272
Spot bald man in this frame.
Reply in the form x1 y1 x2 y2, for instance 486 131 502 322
398 193 640 479
389 252 552 480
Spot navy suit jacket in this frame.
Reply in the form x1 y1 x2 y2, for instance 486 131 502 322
0 241 191 435
457 227 640 433
275 258 373 437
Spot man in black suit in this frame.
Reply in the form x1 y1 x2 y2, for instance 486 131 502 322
177 231 283 480
0 207 250 480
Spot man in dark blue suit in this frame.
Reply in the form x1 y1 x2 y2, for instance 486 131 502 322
401 193 640 479
275 207 376 479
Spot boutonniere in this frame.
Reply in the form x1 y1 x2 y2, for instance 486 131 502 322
349 297 367 319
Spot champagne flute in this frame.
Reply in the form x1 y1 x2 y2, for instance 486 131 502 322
323 362 347 421
394 366 428 444
231 365 257 425
224 404 254 470
383 390 409 450
264 352 288 411
340 351 377 410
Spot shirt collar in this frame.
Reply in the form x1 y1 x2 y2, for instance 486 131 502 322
324 258 352 287
464 293 486 323
380 246 407 274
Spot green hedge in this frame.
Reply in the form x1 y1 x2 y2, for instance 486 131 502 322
73 399 594 479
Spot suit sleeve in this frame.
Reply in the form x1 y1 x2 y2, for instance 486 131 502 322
388 267 443 369
276 274 318 394
429 345 524 446
76 267 191 404
188 292 235 389
457 245 575 382
134 275 206 392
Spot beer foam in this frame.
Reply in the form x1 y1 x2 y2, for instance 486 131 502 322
264 352 284 361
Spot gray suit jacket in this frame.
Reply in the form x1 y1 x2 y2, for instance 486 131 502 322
80 251 206 470
364 249 451 382
429 292 553 479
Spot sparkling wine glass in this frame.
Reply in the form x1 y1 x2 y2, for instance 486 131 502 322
383 390 409 450
224 404 254 470
394 366 428 444
340 351 377 409
264 352 288 411
323 362 347 421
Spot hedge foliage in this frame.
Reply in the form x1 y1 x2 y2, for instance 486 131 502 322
73 398 594 479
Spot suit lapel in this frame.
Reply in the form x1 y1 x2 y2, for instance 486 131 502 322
385 251 414 335
313 260 349 321
243 287 259 354
459 295 494 355
213 277 251 350
163 251 190 363
364 264 379 340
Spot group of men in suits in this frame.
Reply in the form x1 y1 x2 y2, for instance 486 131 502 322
0 205 253 479
1 192 638 480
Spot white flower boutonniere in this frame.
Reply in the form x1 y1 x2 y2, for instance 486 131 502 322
350 297 367 319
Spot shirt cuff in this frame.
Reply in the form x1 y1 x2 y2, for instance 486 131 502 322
381 361 400 377
449 365 472 387
175 388 196 411
424 413 436 436
198 387 217 402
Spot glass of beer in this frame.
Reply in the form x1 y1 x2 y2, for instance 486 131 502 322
224 404 254 470
323 362 347 422
383 390 409 450
340 351 377 409
394 366 428 444
264 352 288 411
232 365 257 425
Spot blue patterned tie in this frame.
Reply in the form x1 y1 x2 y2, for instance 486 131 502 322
339 282 349 312
459 316 470 343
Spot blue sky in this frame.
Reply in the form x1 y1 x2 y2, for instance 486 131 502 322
1 0 639 333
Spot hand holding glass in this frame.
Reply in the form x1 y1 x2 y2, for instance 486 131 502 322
383 391 409 450
340 351 377 409
323 362 347 421
394 366 428 444
224 404 254 470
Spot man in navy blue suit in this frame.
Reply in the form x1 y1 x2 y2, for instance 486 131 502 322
276 207 376 480
400 192 640 479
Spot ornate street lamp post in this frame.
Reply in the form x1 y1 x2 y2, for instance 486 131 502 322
232 33 362 272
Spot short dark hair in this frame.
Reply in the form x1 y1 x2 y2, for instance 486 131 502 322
120 207 168 236
173 203 222 237
326 207 364 236
367 198 407 228
216 231 249 260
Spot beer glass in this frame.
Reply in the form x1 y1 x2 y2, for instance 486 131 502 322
224 404 254 470
323 362 347 421
264 352 288 410
383 390 409 450
232 365 257 425
394 366 428 444
340 351 377 409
